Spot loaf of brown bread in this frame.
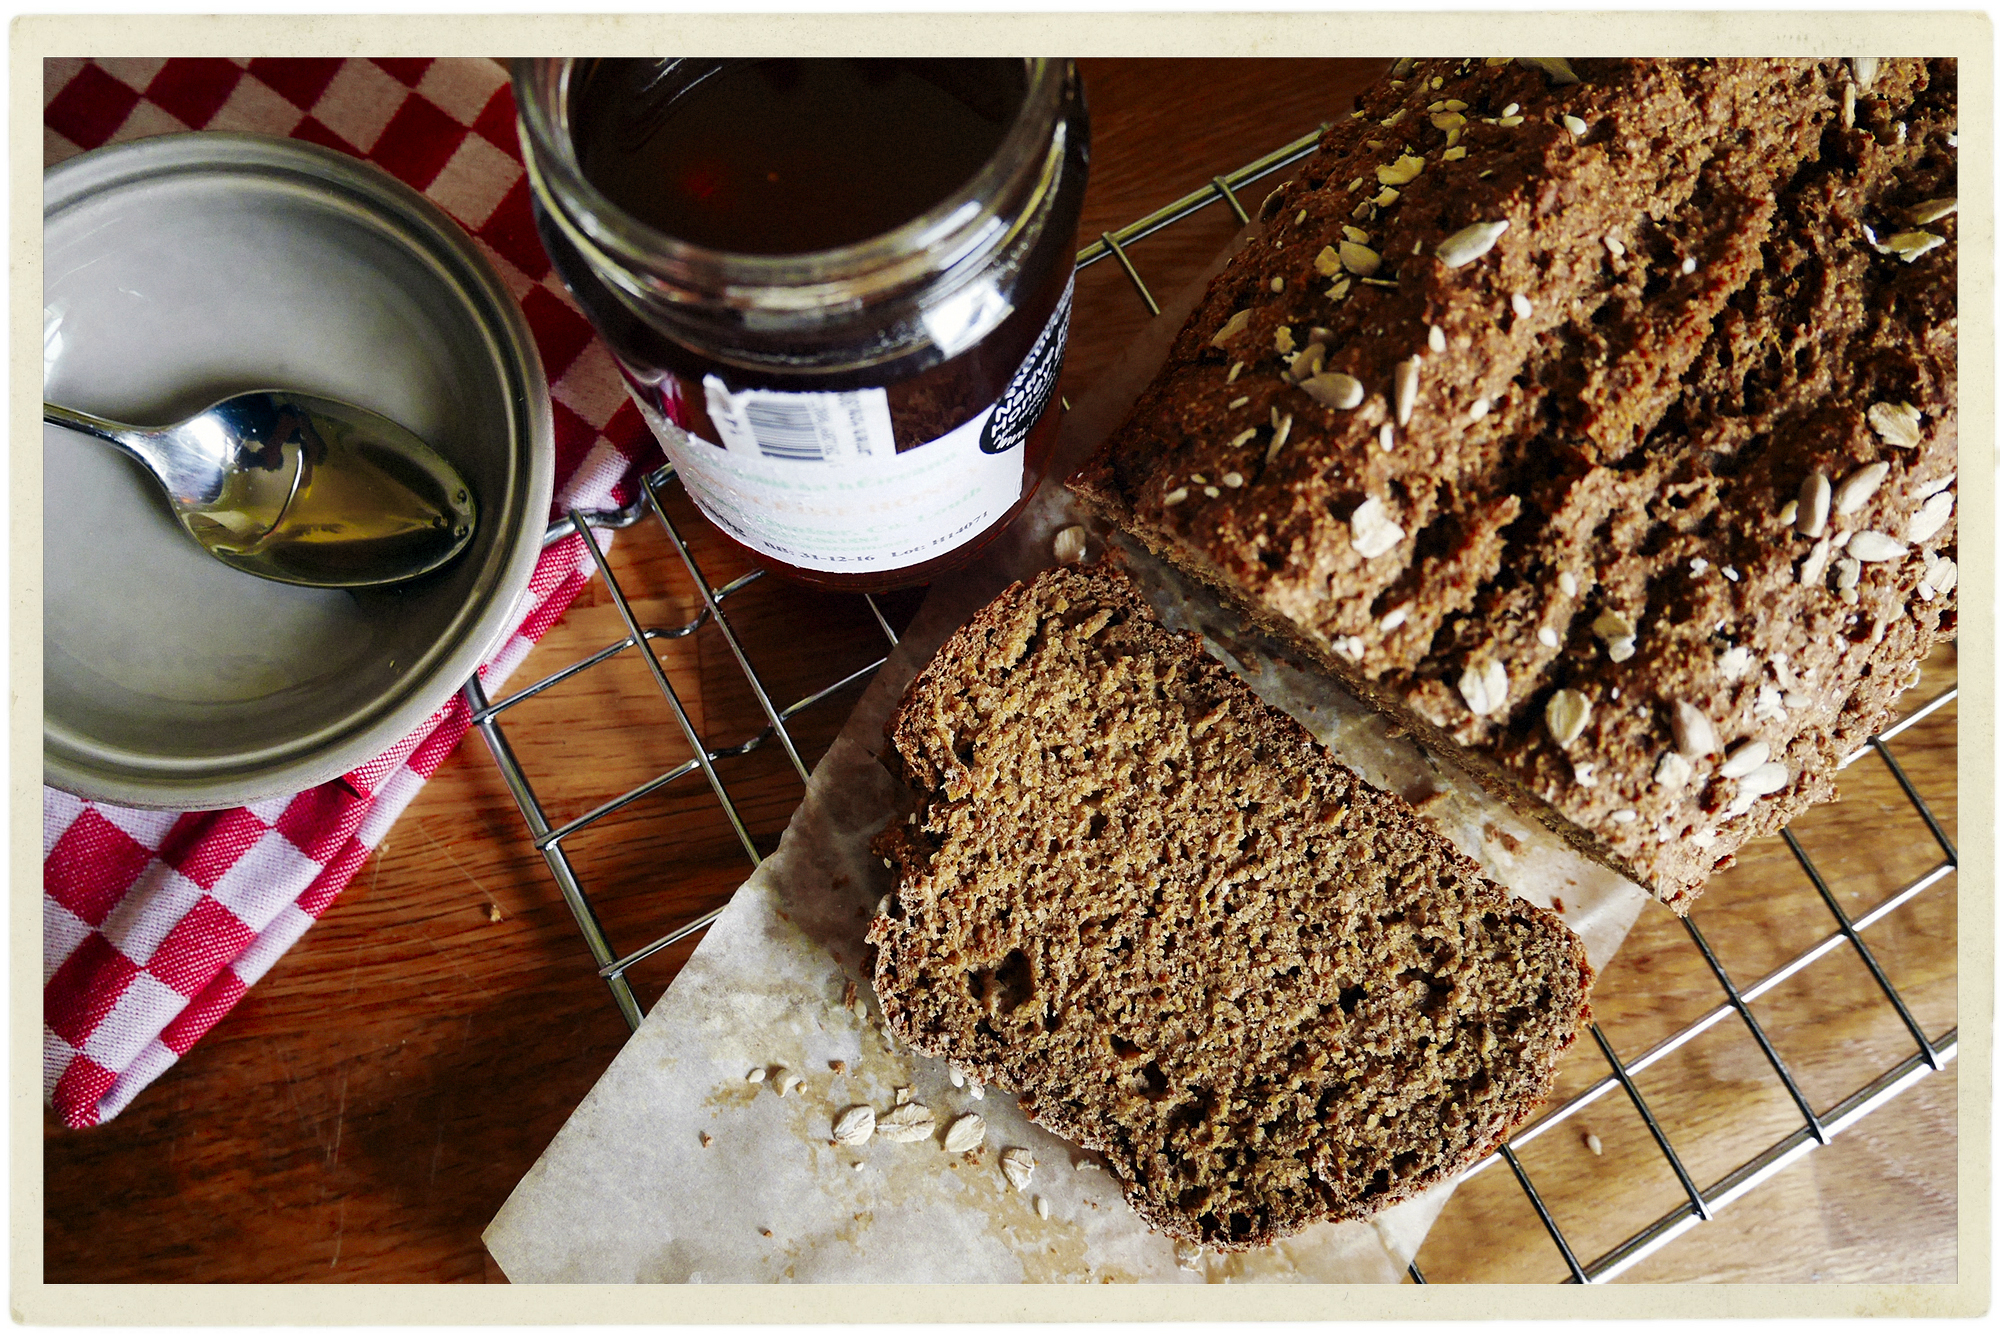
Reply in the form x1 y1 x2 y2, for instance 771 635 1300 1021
869 564 1591 1250
1072 58 1958 910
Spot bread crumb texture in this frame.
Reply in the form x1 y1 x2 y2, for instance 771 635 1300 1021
1072 58 1958 910
870 565 1590 1249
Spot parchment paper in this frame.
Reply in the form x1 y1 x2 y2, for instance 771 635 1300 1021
483 234 1652 1284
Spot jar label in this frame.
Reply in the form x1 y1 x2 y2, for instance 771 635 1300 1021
982 273 1070 456
643 277 1071 574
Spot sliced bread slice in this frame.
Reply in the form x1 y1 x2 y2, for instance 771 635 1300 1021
869 563 1591 1249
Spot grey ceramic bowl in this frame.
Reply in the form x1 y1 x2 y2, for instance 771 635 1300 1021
43 134 554 809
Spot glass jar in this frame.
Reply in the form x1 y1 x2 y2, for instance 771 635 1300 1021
512 58 1090 591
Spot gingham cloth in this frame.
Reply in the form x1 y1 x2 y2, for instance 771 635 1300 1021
42 57 663 1127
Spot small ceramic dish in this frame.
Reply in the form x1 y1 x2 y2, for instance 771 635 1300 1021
43 133 554 809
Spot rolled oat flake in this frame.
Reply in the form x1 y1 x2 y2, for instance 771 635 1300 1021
875 1102 937 1142
1001 1147 1036 1191
1903 492 1954 544
832 1105 876 1146
942 1112 988 1153
1544 689 1592 749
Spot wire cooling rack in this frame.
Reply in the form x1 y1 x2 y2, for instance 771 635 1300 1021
468 122 1958 1282
1412 687 1958 1283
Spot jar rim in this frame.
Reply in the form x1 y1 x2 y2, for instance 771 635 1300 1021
511 57 1062 306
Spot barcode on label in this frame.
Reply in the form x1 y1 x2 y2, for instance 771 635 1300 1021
743 401 826 460
702 375 897 463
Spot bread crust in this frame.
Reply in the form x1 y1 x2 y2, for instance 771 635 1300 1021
1072 57 1957 910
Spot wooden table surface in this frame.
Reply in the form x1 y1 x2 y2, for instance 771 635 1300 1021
43 58 1960 1287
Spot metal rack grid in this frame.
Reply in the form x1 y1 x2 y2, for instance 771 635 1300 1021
470 122 1958 1281
1408 686 1958 1283
463 476 905 1031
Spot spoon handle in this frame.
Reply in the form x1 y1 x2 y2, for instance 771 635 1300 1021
43 401 132 445
44 399 188 488
44 401 166 470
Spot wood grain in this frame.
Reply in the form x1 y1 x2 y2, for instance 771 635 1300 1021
43 58 1959 1288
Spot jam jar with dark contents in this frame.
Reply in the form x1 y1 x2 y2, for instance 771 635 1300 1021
513 58 1090 591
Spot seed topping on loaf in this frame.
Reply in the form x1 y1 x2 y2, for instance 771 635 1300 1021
1073 57 1956 909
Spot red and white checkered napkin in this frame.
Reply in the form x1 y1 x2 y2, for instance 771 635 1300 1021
42 58 663 1127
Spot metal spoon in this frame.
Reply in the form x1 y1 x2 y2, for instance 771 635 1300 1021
44 390 477 589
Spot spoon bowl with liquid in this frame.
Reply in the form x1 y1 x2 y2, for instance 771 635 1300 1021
44 390 478 589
